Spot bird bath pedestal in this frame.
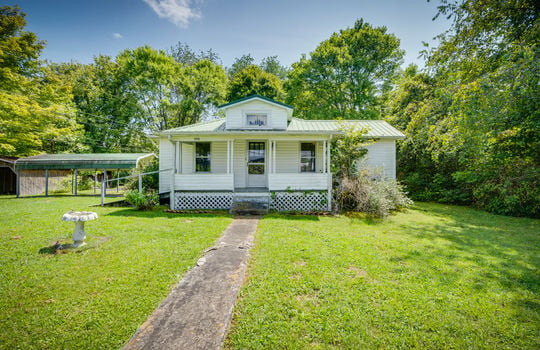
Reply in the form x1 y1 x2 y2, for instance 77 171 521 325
61 210 98 247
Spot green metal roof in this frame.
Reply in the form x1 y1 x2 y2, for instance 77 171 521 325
160 118 405 139
14 153 156 170
218 94 294 110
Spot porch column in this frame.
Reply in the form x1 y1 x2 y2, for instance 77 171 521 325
230 140 234 174
170 140 176 209
175 141 180 174
327 136 332 211
323 141 327 173
178 142 182 174
227 140 230 173
272 140 276 173
268 140 272 174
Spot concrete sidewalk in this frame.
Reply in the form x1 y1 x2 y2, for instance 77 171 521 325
125 217 259 350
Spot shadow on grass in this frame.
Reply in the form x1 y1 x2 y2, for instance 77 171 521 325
394 207 539 295
264 214 320 221
106 208 231 219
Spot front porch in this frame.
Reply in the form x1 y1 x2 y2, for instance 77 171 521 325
162 138 333 211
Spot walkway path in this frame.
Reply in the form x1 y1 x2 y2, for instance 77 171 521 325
125 217 259 350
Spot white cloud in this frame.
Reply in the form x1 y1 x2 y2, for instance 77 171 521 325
143 0 201 28
113 33 123 39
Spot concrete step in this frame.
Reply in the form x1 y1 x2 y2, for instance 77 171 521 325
231 194 270 215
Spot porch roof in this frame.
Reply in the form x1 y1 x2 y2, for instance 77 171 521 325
158 118 405 139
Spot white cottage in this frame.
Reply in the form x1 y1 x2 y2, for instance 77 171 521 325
156 95 405 212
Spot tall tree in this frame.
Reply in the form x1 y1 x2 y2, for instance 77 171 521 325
388 0 539 217
228 54 255 77
286 19 404 120
227 65 284 101
259 56 288 80
0 6 83 156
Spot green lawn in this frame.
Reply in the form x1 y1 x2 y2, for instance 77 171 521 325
226 203 539 349
0 195 231 349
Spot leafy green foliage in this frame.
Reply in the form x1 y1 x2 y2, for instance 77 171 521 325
286 19 404 120
0 6 84 156
386 0 539 217
124 190 159 210
330 122 370 178
227 65 284 101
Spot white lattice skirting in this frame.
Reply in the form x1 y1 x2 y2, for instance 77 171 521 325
175 192 233 210
271 191 328 212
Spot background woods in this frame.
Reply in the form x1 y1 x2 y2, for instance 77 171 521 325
1 2 538 217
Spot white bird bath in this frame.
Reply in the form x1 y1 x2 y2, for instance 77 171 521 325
61 210 98 247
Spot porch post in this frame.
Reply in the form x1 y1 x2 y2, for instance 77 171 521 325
45 169 49 197
230 140 234 174
323 141 326 173
170 140 176 209
227 140 230 173
175 141 180 174
327 136 332 211
272 140 276 173
178 142 182 174
268 140 272 174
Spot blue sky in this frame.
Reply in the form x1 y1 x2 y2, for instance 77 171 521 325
14 0 450 68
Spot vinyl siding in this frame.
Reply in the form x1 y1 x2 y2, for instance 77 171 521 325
211 141 227 173
275 141 298 172
225 100 288 130
233 140 246 188
159 138 173 193
362 140 396 179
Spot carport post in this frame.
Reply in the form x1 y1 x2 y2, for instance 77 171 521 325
45 169 49 197
138 173 142 193
117 169 120 192
16 169 20 198
103 169 107 196
94 170 97 194
74 169 78 196
101 172 105 206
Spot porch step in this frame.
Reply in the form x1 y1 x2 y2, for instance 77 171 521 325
231 193 270 215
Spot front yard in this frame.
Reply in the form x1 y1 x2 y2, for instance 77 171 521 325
225 203 539 349
0 195 231 349
1 196 538 349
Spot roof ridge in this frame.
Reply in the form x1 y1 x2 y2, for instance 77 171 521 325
218 94 293 109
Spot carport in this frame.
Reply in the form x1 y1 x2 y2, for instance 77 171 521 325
14 153 156 197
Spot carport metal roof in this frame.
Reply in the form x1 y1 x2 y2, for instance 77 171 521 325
14 153 156 170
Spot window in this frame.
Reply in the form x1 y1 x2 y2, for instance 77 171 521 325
248 142 265 175
246 114 267 127
195 142 211 172
300 143 316 172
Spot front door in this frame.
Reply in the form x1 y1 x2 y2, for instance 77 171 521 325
247 141 266 188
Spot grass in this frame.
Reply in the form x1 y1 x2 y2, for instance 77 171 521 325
0 195 232 349
225 203 540 349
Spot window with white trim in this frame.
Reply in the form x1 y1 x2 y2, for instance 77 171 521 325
300 143 316 172
195 142 211 172
246 114 267 127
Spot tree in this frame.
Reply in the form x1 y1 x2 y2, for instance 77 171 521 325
387 0 539 217
0 6 83 156
286 19 404 120
331 122 370 179
228 54 255 77
260 56 288 80
169 41 220 65
227 65 284 101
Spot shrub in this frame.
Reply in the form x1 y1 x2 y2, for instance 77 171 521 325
336 170 412 217
127 160 159 192
124 190 159 210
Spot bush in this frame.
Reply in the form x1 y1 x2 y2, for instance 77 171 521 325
336 171 412 217
124 190 159 210
127 160 159 192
